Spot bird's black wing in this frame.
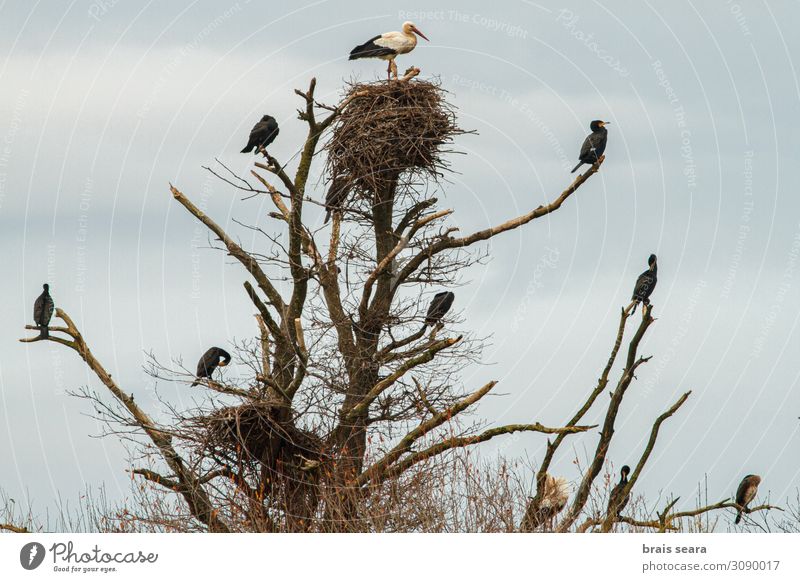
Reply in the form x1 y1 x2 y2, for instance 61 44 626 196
735 478 756 506
33 294 44 325
258 118 279 148
324 175 350 223
33 292 54 326
632 270 657 302
242 119 279 153
591 131 607 159
579 131 607 162
196 348 219 378
349 35 396 60
43 295 54 323
241 137 257 153
578 134 594 161
607 483 622 514
425 292 454 323
607 482 629 515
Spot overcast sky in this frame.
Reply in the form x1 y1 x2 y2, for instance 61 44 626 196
1 0 799 529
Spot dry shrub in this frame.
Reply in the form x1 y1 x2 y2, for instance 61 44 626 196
324 79 464 200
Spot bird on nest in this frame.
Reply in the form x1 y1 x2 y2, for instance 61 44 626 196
349 21 429 80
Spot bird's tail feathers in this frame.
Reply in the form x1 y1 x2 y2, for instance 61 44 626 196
38 326 49 339
324 210 332 224
241 145 253 153
190 380 199 387
734 510 743 525
571 161 583 173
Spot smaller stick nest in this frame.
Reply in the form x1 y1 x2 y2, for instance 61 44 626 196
190 400 324 471
325 79 463 199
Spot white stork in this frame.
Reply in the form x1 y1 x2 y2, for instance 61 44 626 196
349 21 429 79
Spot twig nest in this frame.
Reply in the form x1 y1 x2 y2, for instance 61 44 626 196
190 401 323 468
325 79 463 199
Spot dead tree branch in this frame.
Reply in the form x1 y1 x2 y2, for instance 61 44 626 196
21 309 229 532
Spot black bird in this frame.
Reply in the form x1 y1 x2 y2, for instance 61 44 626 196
607 465 631 518
422 291 455 331
33 283 55 339
734 474 761 524
241 115 279 154
631 254 658 312
191 347 232 387
571 120 609 173
324 175 349 224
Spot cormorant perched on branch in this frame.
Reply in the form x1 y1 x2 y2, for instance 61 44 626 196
33 283 55 339
191 347 232 387
422 291 454 331
571 120 609 173
630 254 658 312
607 465 631 518
324 175 349 224
241 115 279 154
734 474 761 524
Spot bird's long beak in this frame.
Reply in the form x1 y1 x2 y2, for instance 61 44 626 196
602 121 611 126
412 26 429 41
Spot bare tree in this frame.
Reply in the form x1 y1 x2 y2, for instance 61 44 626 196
521 305 780 532
20 73 778 533
21 72 599 532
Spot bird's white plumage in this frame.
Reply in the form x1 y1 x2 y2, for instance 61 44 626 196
373 30 418 59
542 475 570 510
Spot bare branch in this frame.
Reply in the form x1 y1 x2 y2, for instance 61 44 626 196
22 308 229 532
392 157 605 294
171 185 286 315
601 391 691 531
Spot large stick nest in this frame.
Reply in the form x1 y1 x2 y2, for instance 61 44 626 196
324 79 464 199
